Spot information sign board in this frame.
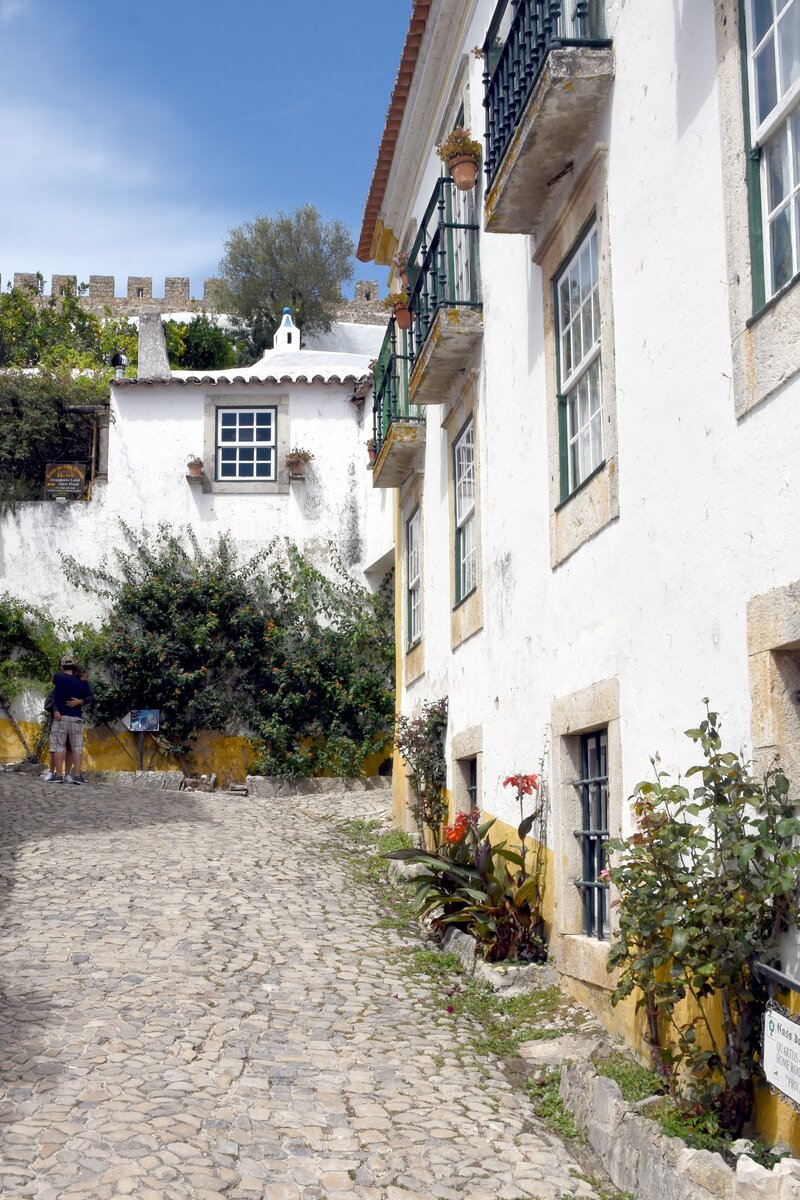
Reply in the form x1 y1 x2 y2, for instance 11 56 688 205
126 709 160 733
45 462 86 499
763 1006 800 1107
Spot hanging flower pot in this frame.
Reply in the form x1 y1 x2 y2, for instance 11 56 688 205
366 440 377 467
285 447 313 479
447 154 479 192
437 126 482 192
186 455 204 478
382 291 411 332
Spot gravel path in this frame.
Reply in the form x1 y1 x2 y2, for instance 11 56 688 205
0 776 600 1199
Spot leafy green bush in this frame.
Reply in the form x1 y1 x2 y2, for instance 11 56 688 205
0 593 64 758
67 527 394 774
164 314 236 371
607 703 800 1133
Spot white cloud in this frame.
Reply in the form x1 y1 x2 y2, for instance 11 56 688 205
0 98 233 295
0 0 29 22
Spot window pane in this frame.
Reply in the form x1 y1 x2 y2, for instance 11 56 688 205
220 448 236 462
255 461 270 478
239 447 254 462
220 412 236 426
559 277 571 327
220 427 236 442
767 124 790 208
779 0 800 94
756 37 778 123
562 329 572 377
770 204 794 288
578 376 590 429
754 0 775 44
589 356 603 414
220 462 236 477
591 410 603 468
793 107 800 179
579 243 591 301
256 412 271 427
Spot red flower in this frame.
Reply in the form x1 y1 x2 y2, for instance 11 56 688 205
444 811 470 844
503 773 540 794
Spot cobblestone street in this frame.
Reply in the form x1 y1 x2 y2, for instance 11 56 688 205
0 776 601 1200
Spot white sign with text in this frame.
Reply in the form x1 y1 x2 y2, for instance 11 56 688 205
763 1008 800 1106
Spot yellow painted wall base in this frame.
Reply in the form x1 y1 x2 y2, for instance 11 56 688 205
1 717 389 787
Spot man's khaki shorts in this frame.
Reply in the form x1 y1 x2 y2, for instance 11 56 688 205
49 716 84 755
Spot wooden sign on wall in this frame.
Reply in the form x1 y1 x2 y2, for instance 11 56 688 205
45 462 86 499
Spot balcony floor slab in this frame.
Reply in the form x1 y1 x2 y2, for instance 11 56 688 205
408 306 483 406
372 420 425 489
484 44 614 235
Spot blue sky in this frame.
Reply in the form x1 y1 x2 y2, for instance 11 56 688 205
0 0 410 300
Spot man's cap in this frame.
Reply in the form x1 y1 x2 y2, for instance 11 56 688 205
60 656 76 669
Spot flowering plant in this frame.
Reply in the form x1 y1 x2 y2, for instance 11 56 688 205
285 447 314 463
381 291 409 310
437 126 482 163
386 766 550 962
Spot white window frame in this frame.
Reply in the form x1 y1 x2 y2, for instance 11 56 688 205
745 0 800 296
555 223 603 497
216 406 277 482
406 507 421 647
454 419 477 603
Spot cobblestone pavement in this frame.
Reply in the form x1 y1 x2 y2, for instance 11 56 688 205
0 776 601 1200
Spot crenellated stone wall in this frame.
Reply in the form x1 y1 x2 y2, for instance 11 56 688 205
1 272 384 324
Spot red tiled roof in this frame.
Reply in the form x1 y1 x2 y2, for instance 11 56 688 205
357 1 433 263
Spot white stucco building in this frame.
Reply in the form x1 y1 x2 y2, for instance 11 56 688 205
0 311 393 628
359 0 800 1025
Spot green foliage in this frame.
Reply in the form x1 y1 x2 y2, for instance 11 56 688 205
0 592 64 760
594 1053 665 1104
66 527 394 773
394 697 448 844
0 370 110 506
218 205 355 360
525 1068 580 1140
164 314 236 370
0 279 136 372
389 810 549 963
0 592 62 699
607 702 800 1134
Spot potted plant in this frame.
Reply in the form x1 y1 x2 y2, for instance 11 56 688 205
366 438 377 467
382 291 411 332
437 126 482 191
186 455 204 478
285 447 314 478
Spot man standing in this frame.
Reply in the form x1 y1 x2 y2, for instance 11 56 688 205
49 657 93 784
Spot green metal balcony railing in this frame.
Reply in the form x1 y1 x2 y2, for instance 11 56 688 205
482 0 610 186
406 176 481 367
372 317 422 455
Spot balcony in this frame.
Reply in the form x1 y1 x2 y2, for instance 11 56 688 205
406 177 483 406
371 317 425 489
482 0 613 234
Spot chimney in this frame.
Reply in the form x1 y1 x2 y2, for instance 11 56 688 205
272 308 300 351
137 314 171 380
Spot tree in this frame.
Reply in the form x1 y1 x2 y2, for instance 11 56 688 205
164 314 236 371
218 205 355 359
0 278 137 372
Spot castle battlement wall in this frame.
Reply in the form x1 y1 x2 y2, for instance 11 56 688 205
1 273 384 324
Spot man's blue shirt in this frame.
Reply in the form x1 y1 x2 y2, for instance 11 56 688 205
52 672 93 718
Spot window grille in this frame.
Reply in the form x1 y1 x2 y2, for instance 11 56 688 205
216 408 276 481
454 420 477 602
556 223 603 496
466 757 478 809
573 728 609 939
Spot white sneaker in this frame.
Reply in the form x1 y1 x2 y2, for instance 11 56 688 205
41 770 55 781
65 774 77 784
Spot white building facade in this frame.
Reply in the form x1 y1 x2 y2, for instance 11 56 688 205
0 312 393 629
359 0 800 1036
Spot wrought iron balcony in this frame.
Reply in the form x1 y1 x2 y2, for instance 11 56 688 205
406 177 483 406
371 317 424 489
483 0 613 233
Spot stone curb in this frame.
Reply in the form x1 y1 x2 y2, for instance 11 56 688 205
246 775 392 799
560 1059 800 1200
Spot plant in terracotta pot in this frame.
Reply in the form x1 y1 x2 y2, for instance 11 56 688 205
186 455 204 478
285 447 314 478
437 126 482 191
366 438 377 467
382 291 411 332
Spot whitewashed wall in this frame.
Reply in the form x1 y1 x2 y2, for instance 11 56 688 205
0 378 393 631
387 0 800 839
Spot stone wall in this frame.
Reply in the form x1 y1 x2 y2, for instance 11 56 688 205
1 272 384 324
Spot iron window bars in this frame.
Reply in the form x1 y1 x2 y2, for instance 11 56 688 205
573 728 609 939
